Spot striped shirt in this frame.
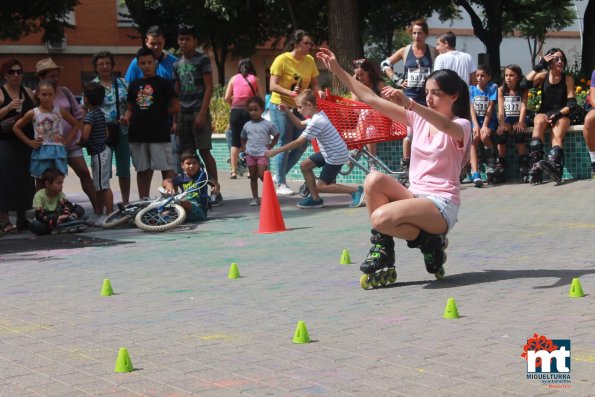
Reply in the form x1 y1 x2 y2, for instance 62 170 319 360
83 108 107 155
301 111 349 165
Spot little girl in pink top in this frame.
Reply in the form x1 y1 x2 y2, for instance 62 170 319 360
317 47 471 286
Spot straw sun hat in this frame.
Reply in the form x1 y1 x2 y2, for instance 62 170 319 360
35 58 63 75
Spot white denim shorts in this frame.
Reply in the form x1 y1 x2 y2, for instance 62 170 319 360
415 194 459 231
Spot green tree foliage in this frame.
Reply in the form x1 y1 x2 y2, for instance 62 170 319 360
506 0 575 67
123 0 328 85
456 0 576 77
0 0 79 42
360 0 458 60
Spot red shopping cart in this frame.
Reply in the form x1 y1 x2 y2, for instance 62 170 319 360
317 90 409 183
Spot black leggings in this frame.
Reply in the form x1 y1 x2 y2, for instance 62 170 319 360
229 108 251 148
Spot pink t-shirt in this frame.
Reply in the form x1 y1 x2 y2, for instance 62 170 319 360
406 111 471 205
231 74 258 109
55 87 85 151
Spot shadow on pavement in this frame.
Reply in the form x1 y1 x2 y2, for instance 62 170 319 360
421 268 595 289
0 233 132 255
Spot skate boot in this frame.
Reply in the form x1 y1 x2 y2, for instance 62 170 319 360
528 138 545 184
538 146 563 184
407 230 449 280
492 157 506 184
55 218 87 234
359 229 397 289
519 154 530 183
483 146 496 184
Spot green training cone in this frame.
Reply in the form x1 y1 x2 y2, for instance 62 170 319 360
443 297 460 319
114 347 134 373
340 249 352 265
101 278 114 296
292 320 311 344
228 262 240 279
569 277 585 298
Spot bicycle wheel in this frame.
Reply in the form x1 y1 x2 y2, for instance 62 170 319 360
134 204 186 232
102 209 132 228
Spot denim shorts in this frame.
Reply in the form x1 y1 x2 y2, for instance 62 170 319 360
415 194 459 231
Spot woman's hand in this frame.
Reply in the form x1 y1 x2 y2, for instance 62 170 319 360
8 98 23 112
316 48 340 74
381 87 409 107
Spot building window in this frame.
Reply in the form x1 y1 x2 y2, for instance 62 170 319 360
116 0 135 27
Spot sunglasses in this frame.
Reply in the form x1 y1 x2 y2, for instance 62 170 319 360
7 69 23 75
352 58 367 66
552 57 565 63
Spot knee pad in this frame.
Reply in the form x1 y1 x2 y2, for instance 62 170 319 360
513 132 526 144
71 204 85 219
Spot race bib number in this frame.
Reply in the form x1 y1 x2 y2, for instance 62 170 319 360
407 67 430 88
473 96 489 117
504 95 521 117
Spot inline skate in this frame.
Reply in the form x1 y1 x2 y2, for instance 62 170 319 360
519 154 530 183
407 230 448 280
538 146 563 184
359 229 397 289
528 138 544 184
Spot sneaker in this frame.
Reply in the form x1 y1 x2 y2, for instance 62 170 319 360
249 198 260 206
297 196 324 209
472 171 483 188
349 186 365 208
210 192 223 207
85 213 98 226
276 183 295 196
272 174 279 185
94 214 108 227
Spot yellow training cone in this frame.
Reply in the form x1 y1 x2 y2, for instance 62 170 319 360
569 277 585 298
340 249 352 265
114 347 134 373
443 297 460 319
101 278 114 296
292 320 311 344
228 263 240 279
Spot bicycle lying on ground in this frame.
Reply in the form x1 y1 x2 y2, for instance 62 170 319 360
102 176 211 232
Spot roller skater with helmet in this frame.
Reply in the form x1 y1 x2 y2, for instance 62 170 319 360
520 48 576 185
318 48 471 288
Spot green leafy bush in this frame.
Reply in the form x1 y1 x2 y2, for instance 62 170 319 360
210 85 230 133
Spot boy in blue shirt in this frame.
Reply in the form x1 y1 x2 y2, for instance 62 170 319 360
162 151 209 222
470 64 500 185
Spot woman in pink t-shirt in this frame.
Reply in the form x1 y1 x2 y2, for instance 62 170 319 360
317 48 471 286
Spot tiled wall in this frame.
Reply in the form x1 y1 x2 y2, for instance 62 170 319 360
213 129 591 183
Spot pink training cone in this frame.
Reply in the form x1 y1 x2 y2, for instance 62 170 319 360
258 171 287 233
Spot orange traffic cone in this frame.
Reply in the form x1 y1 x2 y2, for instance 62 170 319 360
258 171 287 233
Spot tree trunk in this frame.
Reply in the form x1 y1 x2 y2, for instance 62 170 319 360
327 0 363 94
457 0 503 79
211 44 228 86
582 0 595 74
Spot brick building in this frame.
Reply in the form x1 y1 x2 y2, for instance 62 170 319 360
0 0 297 95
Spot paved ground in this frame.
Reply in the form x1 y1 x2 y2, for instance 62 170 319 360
1 171 594 396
